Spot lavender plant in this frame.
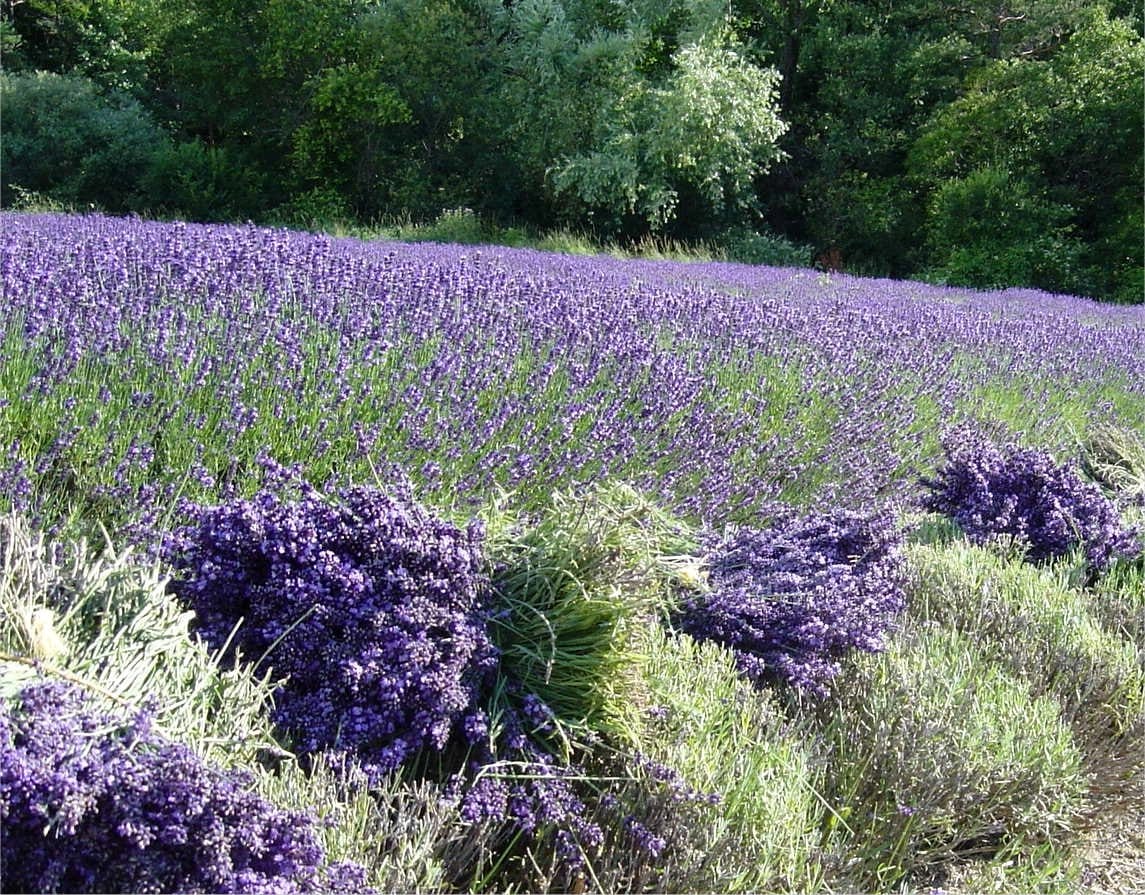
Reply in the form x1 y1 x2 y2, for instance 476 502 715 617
677 508 907 694
3 213 1143 542
816 625 1085 890
0 510 284 773
0 680 369 894
921 429 1141 572
907 540 1145 758
165 478 498 784
576 625 824 894
441 483 699 885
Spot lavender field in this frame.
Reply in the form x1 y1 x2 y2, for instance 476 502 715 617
2 212 1143 894
3 212 1143 533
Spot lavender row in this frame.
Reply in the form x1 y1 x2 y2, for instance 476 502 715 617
2 212 1142 531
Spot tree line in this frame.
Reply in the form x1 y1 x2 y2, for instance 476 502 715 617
2 0 1141 302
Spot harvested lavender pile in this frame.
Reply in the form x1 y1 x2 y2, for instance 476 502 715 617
0 680 369 894
165 476 498 783
677 508 907 694
922 429 1141 572
165 479 616 870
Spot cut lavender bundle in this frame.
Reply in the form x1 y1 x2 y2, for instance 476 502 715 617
677 508 907 695
166 481 498 783
0 680 369 894
922 428 1141 573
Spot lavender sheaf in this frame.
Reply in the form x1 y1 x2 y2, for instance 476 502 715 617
166 485 498 782
449 699 605 869
678 508 907 694
922 431 1141 572
0 681 369 894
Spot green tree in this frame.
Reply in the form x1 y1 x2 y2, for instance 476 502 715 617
746 0 1112 278
910 8 1144 301
1 0 160 92
494 0 787 236
148 0 280 170
149 0 493 221
924 167 1087 293
0 70 167 211
289 63 411 211
549 41 786 232
327 0 501 220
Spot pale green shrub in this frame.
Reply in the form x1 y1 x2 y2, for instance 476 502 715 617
613 627 825 893
907 539 1145 746
0 512 279 767
817 625 1086 890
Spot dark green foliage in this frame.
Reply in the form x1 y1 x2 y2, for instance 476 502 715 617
0 0 156 92
754 0 1141 299
907 7 1144 301
141 139 267 222
290 63 411 209
344 0 503 222
922 167 1087 294
0 71 166 213
717 226 814 268
3 0 1140 299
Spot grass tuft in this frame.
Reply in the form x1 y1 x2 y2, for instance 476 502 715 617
1080 423 1145 503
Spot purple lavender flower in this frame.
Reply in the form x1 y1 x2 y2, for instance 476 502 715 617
3 213 1142 537
165 482 498 783
1 681 369 894
446 688 605 868
921 428 1142 572
677 508 907 694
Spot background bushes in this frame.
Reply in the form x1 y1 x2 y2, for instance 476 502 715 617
0 71 267 223
2 0 1140 300
141 140 267 223
0 71 166 213
922 167 1088 295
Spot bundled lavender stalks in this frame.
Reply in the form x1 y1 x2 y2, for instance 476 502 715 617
0 681 368 894
450 695 606 875
922 429 1141 572
678 508 907 694
166 482 498 783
